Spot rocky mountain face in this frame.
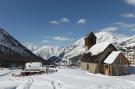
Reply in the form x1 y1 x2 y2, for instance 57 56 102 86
0 28 46 66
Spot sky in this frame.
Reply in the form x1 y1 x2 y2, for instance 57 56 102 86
0 0 135 47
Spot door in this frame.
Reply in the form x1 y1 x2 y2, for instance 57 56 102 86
104 65 110 75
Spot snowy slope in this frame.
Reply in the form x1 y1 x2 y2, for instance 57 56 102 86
0 28 45 62
24 43 39 52
1 68 135 89
116 35 135 47
63 32 118 60
96 32 118 43
34 46 65 60
30 69 135 89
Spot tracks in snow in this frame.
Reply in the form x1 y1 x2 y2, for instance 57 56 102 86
16 77 33 89
51 80 62 89
34 76 63 89
0 71 14 77
23 77 33 89
23 77 34 89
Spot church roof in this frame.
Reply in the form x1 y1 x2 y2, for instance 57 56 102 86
86 42 112 56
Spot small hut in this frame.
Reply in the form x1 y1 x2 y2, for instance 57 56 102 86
80 32 130 76
103 51 130 75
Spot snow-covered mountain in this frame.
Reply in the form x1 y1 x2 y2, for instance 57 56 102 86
0 28 45 63
63 32 118 60
63 32 135 60
33 46 65 60
26 31 135 61
115 35 135 47
24 43 39 52
25 43 67 61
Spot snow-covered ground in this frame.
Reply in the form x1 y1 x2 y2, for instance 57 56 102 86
0 68 135 89
0 68 12 75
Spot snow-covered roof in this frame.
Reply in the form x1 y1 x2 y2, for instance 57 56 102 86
25 62 42 67
104 51 121 64
25 62 42 70
86 42 111 55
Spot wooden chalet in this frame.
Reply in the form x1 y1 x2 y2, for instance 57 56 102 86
80 32 130 76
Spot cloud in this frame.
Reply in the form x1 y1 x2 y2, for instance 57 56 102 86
50 18 87 25
77 19 86 24
125 0 135 6
41 40 50 43
101 26 119 32
60 18 70 23
50 20 59 24
49 18 69 24
122 13 135 18
52 36 69 41
115 22 135 31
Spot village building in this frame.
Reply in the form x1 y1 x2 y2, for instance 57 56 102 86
80 32 130 76
25 62 43 70
120 46 135 65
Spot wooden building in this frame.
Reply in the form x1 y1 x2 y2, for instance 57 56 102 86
80 32 130 76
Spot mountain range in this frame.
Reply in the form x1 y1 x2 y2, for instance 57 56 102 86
0 28 48 67
2 27 135 65
25 31 135 62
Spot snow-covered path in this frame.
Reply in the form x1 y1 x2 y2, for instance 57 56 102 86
0 69 33 89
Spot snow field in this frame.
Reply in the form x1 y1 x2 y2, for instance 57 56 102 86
1 68 135 89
